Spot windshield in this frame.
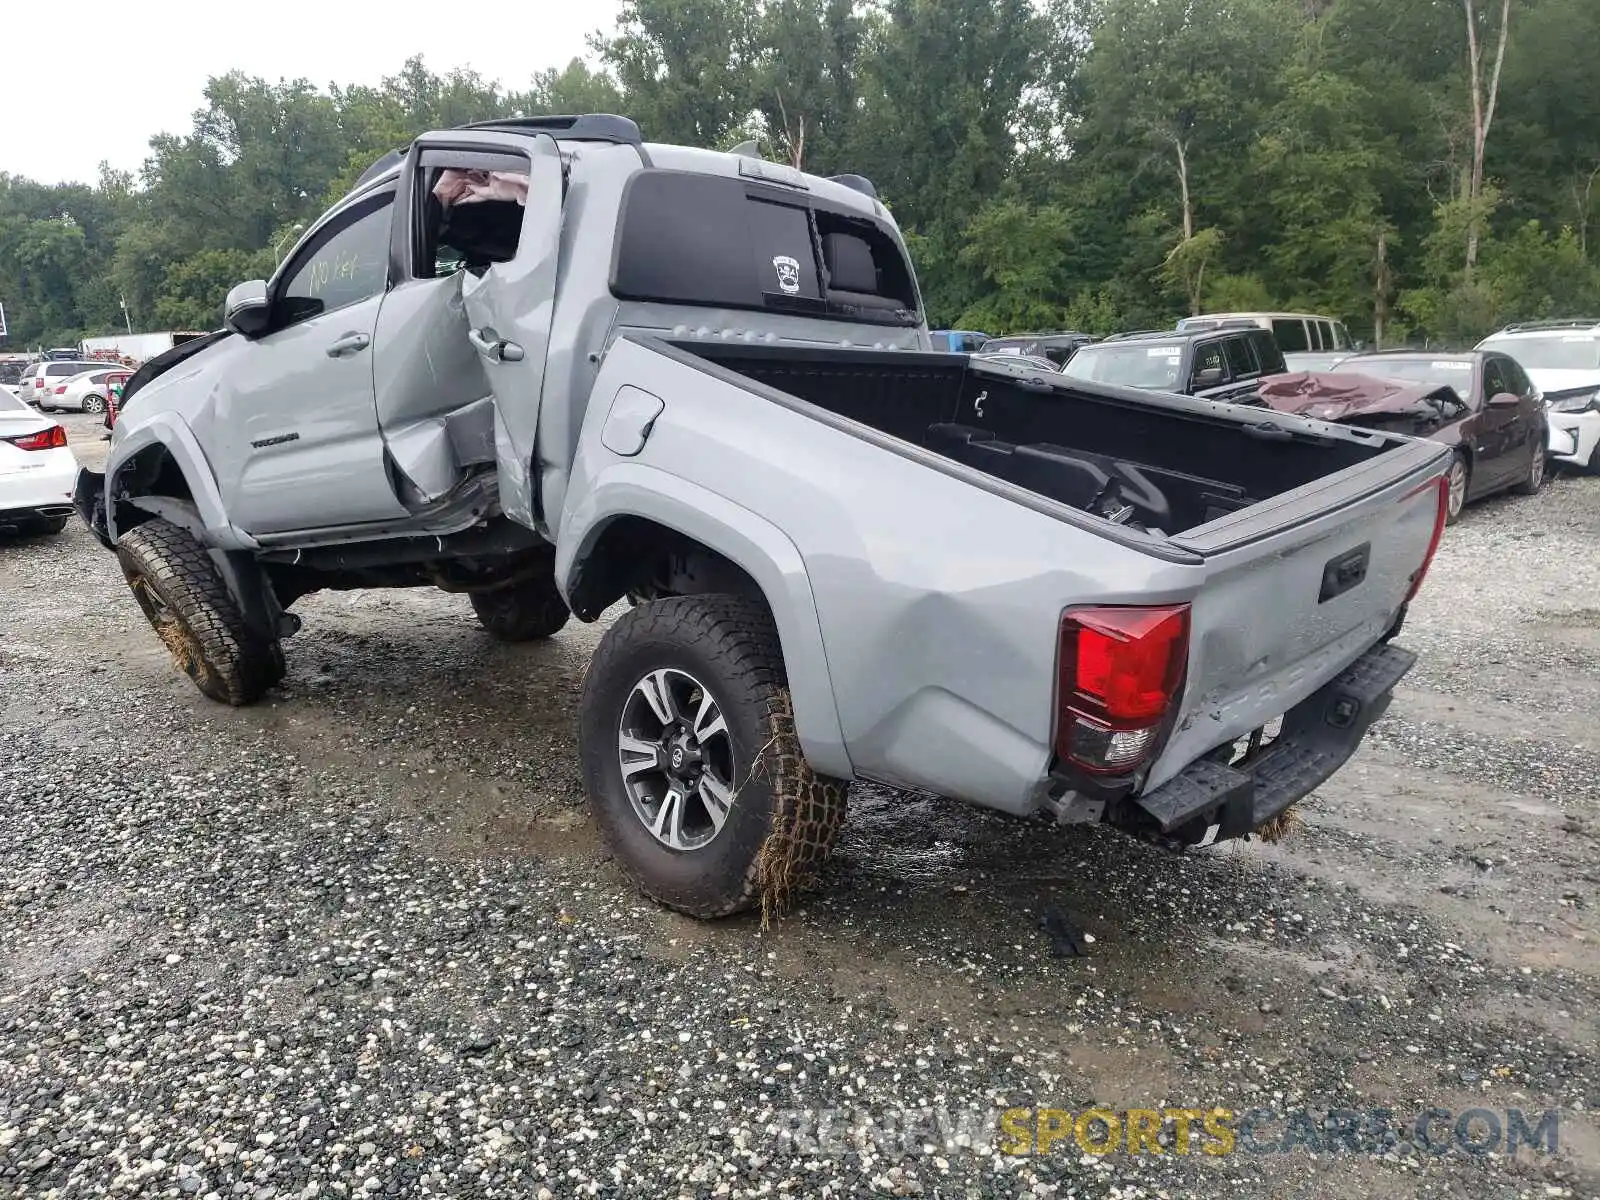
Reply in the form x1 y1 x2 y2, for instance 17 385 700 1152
1332 357 1474 390
1477 335 1600 372
1061 343 1183 389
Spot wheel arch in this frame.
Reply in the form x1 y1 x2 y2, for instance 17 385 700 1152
105 416 253 550
557 466 852 779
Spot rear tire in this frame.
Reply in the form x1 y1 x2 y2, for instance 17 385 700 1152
468 569 570 642
116 517 283 705
579 594 848 920
82 394 106 415
1445 452 1469 524
1513 441 1546 495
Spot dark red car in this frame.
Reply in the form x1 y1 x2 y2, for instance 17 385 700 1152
1257 350 1548 522
102 371 131 432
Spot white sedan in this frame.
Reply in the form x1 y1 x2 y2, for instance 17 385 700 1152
0 388 78 536
45 368 128 415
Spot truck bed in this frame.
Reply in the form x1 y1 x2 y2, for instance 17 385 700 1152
569 335 1449 829
683 341 1401 538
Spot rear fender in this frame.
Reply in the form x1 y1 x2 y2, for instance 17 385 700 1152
556 462 852 779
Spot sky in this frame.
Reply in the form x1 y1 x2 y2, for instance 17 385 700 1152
1 0 622 186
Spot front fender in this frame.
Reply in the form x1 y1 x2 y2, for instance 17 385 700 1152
105 415 257 551
556 461 853 780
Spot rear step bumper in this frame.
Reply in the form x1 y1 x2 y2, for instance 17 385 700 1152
1133 641 1416 841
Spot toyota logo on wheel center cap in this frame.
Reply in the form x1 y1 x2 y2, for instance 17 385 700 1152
670 746 685 769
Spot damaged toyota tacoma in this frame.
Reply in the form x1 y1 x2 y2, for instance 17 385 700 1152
77 115 1453 919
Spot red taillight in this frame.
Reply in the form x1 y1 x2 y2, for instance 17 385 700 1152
1056 604 1190 775
54 384 68 394
6 425 68 451
1402 473 1450 603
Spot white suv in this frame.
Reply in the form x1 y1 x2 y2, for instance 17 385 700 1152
1476 320 1600 473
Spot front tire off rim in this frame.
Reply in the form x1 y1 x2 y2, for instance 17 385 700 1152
618 667 738 851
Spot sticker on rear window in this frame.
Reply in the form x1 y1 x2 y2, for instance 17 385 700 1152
1431 361 1471 370
1146 347 1180 356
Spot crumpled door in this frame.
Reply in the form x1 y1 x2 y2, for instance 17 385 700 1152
456 133 564 530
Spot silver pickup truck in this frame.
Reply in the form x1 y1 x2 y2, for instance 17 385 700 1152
77 115 1452 919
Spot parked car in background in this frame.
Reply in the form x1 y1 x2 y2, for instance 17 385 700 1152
1178 312 1357 371
978 331 1095 367
0 386 77 537
1298 350 1548 521
22 360 120 408
930 329 991 352
972 350 1061 373
103 373 131 433
51 368 127 415
1475 320 1600 474
0 358 34 389
1062 326 1286 403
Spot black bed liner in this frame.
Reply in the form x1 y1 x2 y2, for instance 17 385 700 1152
680 341 1393 537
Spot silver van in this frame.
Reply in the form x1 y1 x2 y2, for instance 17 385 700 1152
1177 311 1357 370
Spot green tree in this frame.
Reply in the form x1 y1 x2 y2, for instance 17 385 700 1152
599 0 764 147
954 198 1076 331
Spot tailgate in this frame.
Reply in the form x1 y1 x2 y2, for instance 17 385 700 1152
1144 439 1449 791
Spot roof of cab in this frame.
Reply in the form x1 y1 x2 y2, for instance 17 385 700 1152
349 114 885 222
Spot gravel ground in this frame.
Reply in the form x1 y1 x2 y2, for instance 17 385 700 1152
1 414 1597 1199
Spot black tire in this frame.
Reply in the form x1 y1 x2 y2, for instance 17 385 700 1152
1513 440 1546 495
116 517 284 705
1445 452 1469 524
82 394 106 415
579 594 849 920
468 569 570 642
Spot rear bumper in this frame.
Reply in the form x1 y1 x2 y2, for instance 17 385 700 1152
72 467 116 549
0 455 78 531
1131 639 1415 842
0 501 75 531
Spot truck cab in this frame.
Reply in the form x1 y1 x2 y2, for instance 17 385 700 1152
101 116 925 547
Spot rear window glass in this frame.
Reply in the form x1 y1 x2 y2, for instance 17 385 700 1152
611 170 917 324
0 389 30 414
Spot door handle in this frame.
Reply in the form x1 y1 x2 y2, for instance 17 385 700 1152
468 328 524 363
326 333 371 357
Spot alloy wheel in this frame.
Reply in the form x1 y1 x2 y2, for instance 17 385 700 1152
616 667 738 851
1448 458 1467 519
